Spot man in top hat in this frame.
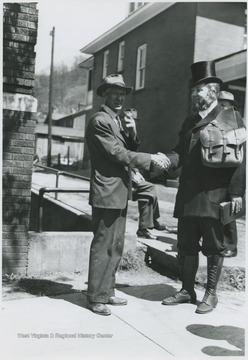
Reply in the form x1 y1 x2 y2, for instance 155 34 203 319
161 61 245 314
86 73 170 315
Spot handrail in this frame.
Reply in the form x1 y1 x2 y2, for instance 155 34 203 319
54 171 90 199
55 170 90 182
33 163 90 199
33 163 90 181
38 187 90 233
33 163 59 173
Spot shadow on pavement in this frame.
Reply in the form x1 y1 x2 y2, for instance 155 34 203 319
186 324 245 356
52 291 88 309
115 283 180 302
9 278 79 297
14 278 89 310
49 284 183 311
49 284 180 308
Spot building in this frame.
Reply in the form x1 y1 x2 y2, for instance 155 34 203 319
79 2 247 169
35 110 86 168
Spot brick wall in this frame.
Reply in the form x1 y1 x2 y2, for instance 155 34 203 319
2 3 38 275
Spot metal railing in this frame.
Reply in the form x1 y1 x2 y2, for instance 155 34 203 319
33 164 90 232
33 164 90 199
38 187 90 233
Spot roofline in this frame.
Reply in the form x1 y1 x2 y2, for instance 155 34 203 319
215 49 247 62
55 109 87 122
215 49 247 82
35 124 84 139
80 2 175 54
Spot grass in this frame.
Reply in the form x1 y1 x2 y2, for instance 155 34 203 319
118 247 245 292
2 247 245 301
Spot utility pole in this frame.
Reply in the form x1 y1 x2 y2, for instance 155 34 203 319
47 26 55 167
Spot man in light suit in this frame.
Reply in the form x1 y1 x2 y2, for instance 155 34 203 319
86 74 170 315
162 61 245 314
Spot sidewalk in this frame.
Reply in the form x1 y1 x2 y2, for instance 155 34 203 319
1 284 246 359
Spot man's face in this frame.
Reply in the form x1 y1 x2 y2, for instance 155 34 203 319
191 83 216 112
219 100 232 110
104 87 127 112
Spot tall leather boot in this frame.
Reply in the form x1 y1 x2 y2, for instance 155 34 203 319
196 255 224 314
162 255 198 305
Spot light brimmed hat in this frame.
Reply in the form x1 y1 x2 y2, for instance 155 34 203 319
96 74 133 97
218 91 239 108
191 61 223 87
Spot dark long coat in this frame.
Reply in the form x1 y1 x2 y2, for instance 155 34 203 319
168 104 246 219
86 105 151 209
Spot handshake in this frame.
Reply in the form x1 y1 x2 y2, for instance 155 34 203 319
151 152 171 175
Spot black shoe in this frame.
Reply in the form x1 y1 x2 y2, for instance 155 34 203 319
223 249 237 257
162 289 197 305
195 292 218 314
153 220 166 231
137 228 157 240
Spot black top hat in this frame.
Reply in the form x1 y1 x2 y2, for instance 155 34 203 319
96 74 133 97
191 61 223 87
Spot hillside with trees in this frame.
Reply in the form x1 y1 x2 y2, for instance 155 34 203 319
34 56 88 119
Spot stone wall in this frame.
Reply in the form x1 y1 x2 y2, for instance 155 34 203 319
2 2 38 274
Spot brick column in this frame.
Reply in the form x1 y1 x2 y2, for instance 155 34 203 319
2 3 38 275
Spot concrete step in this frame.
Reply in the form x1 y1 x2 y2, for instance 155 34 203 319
27 229 138 276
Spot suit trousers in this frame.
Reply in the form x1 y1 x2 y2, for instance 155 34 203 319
87 206 127 303
132 181 160 229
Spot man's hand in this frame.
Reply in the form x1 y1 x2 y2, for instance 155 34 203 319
156 152 171 169
132 171 145 184
230 195 243 214
151 153 171 175
121 111 137 139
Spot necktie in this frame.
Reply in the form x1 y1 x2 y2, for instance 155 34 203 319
116 116 123 131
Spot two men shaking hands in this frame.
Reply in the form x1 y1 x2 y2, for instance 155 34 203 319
151 152 171 173
120 108 171 175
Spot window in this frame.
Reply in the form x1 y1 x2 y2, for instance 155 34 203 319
128 2 146 15
117 41 125 72
88 69 93 91
102 50 109 79
135 44 147 90
87 68 93 107
129 3 135 13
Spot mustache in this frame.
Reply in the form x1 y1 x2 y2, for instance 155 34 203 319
192 96 203 102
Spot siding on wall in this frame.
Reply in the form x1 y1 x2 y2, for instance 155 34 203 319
194 16 245 62
3 3 38 275
92 2 197 155
197 2 246 26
